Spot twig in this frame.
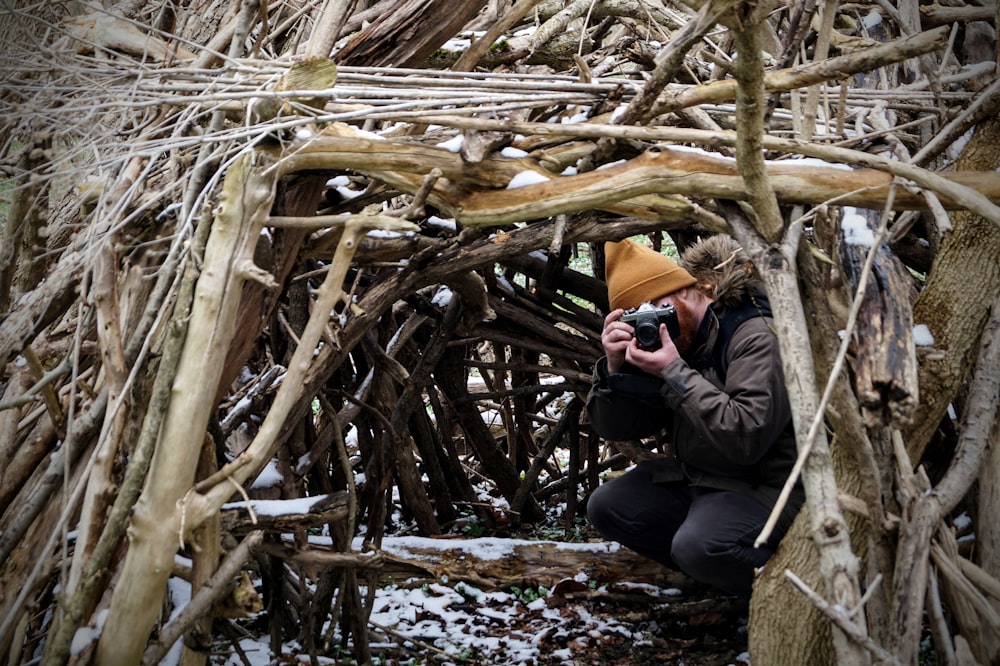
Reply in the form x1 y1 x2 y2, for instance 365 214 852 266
141 531 265 666
785 569 901 665
0 359 71 412
228 476 259 525
397 167 441 219
367 618 455 659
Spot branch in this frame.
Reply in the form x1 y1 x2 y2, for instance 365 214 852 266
452 0 546 71
141 531 265 666
284 135 1000 232
191 213 419 520
652 25 950 115
731 3 783 241
0 358 71 412
281 124 1000 227
306 0 358 58
785 569 901 665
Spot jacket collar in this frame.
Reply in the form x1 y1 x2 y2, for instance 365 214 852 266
684 307 719 370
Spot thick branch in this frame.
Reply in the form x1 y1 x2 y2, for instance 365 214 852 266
284 135 1000 228
731 4 784 240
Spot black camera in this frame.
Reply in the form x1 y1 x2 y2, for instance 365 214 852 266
621 304 680 350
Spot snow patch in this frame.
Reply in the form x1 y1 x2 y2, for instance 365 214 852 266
841 207 876 246
913 324 935 346
506 170 550 189
436 135 465 153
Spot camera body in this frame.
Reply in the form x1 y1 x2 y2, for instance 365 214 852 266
621 303 680 350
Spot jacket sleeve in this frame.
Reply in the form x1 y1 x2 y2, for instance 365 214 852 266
586 357 671 441
659 318 791 469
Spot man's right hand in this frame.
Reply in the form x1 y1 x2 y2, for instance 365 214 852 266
600 309 632 373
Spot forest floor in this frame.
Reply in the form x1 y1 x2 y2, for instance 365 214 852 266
207 498 754 665
219 546 752 666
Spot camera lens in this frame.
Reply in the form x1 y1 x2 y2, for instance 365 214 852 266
634 319 661 350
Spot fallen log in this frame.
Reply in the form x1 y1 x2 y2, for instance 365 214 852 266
370 535 694 591
218 502 702 594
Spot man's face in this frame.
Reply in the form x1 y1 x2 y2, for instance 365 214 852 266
652 290 699 353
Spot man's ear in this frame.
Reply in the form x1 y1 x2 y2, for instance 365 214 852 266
689 281 717 300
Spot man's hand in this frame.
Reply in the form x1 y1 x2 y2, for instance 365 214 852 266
624 323 680 376
600 309 631 373
603 312 680 375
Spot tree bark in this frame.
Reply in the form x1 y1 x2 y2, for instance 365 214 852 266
335 0 488 67
838 207 919 428
905 117 1000 461
372 536 695 591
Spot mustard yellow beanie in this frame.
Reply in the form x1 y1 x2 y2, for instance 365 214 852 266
605 239 697 310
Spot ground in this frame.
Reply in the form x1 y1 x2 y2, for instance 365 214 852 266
207 534 752 666
219 575 751 666
197 462 754 665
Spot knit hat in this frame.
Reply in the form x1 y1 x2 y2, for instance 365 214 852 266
605 239 697 310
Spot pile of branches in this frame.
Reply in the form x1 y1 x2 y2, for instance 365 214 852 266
1 1 999 664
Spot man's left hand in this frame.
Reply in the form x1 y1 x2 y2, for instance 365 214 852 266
625 324 679 376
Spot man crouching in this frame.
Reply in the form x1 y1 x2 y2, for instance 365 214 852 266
586 235 803 598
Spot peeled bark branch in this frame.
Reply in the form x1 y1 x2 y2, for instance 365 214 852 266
284 132 1000 228
95 150 281 665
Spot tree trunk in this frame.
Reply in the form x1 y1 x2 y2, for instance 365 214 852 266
905 117 1000 461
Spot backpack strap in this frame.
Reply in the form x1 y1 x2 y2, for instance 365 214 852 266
713 295 772 380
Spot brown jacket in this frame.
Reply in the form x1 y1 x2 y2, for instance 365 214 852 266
587 238 803 524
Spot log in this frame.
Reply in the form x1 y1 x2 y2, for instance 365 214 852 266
920 3 996 27
367 535 696 591
838 208 920 428
221 490 351 534
220 506 704 598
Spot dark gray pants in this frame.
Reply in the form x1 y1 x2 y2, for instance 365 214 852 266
587 459 791 598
